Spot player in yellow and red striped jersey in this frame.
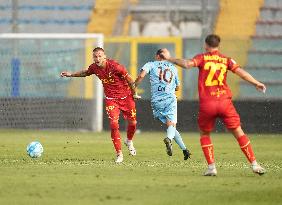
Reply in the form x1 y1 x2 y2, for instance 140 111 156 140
161 34 266 176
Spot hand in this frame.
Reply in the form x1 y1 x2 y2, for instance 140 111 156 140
60 71 72 77
256 82 266 93
133 93 141 100
160 48 171 60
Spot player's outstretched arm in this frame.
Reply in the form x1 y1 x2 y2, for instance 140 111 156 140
60 69 89 78
234 67 266 93
160 49 193 69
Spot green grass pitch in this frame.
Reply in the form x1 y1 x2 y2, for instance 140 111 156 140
0 129 281 205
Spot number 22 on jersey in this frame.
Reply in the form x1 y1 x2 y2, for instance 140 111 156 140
204 62 227 86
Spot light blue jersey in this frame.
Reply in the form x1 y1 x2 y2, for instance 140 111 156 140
141 61 180 123
141 61 180 102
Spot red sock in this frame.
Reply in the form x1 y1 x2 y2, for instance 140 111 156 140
127 122 136 141
237 135 256 163
200 136 215 165
111 128 121 153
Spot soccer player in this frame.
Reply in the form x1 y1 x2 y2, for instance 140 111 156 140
134 49 191 160
61 47 139 163
160 34 266 176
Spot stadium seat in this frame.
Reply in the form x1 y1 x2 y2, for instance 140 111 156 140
241 0 282 99
0 0 94 33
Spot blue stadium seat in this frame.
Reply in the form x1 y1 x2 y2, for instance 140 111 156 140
240 1 282 99
247 51 282 67
251 37 282 52
0 0 95 33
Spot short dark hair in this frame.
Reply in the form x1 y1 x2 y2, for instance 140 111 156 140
156 48 165 59
205 34 221 48
93 47 104 53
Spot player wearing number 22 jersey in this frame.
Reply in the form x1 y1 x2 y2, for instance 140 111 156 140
161 35 266 176
134 49 191 160
192 50 240 131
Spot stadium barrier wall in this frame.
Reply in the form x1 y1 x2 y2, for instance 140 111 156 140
0 99 280 133
104 100 282 133
0 98 94 130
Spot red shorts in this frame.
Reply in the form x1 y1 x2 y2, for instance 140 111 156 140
105 95 136 121
198 99 240 132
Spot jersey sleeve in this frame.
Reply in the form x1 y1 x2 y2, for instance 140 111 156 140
228 58 240 73
191 54 203 67
86 63 95 75
140 62 152 73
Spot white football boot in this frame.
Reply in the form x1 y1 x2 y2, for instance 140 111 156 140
115 153 124 163
124 139 136 156
252 164 266 175
204 164 217 176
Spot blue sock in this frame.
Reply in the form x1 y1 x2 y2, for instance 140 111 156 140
167 125 176 140
174 130 187 150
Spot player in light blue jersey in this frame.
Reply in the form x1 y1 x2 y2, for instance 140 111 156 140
134 48 191 160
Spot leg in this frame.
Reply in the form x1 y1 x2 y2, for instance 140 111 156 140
127 119 137 141
200 130 217 176
198 102 217 176
220 99 265 174
109 119 122 155
163 121 175 156
230 126 266 175
124 119 137 156
105 100 123 163
174 129 187 150
174 129 191 160
121 96 137 156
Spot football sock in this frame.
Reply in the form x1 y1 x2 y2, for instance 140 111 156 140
111 128 122 153
173 130 187 150
200 135 215 165
110 121 122 153
167 125 176 140
127 122 136 141
237 134 256 163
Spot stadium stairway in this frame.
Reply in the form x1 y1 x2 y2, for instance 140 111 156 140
87 0 135 36
215 0 264 98
241 0 282 99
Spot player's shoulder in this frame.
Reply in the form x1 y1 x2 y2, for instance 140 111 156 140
107 59 127 71
89 63 97 69
107 59 119 66
216 52 237 63
141 61 155 70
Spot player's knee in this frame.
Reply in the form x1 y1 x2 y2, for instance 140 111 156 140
127 120 137 129
110 120 119 130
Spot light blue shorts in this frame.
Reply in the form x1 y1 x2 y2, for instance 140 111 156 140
151 97 177 124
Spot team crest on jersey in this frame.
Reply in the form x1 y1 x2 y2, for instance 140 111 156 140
101 72 115 84
210 88 226 98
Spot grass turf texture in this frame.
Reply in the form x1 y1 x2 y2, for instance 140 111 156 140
0 130 281 205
